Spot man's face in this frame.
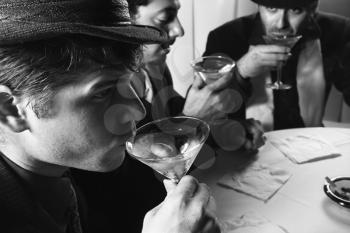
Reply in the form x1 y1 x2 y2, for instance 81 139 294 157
23 65 145 172
135 0 184 63
259 5 310 35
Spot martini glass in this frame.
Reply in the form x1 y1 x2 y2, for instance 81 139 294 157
126 116 210 183
263 34 302 90
191 55 235 84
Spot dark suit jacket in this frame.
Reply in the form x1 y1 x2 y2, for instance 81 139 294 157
0 154 87 233
204 11 350 129
0 154 59 233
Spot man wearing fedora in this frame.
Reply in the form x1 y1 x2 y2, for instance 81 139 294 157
71 1 265 232
0 0 220 232
204 0 350 130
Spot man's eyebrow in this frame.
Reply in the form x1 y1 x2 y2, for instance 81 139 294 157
92 80 118 90
158 4 179 14
164 7 178 13
89 71 131 90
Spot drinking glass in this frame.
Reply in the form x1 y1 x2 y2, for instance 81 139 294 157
263 34 302 90
126 116 210 183
191 55 235 84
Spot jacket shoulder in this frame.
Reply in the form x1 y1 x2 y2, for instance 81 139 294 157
316 12 350 42
209 14 256 38
204 14 256 59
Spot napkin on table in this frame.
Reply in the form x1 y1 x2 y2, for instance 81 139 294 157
270 134 341 164
218 162 291 201
220 212 288 233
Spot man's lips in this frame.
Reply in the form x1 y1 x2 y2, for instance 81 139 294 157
115 129 135 147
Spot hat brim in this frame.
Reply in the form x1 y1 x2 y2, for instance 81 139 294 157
251 0 317 8
0 21 169 45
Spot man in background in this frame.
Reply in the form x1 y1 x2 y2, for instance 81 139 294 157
204 0 350 130
128 0 265 151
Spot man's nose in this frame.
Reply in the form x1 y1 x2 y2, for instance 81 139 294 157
275 9 290 29
168 17 184 38
116 81 146 123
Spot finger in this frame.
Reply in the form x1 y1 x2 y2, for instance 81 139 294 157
244 119 255 137
244 139 253 150
252 120 264 142
192 72 206 89
261 53 291 65
163 179 177 194
198 214 221 233
254 134 266 149
259 44 291 53
245 119 265 149
253 122 266 148
173 175 199 199
191 183 211 209
206 70 232 92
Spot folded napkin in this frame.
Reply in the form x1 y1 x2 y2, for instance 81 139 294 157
218 162 291 201
220 212 288 233
270 134 341 164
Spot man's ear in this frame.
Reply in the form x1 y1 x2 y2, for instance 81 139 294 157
0 85 29 132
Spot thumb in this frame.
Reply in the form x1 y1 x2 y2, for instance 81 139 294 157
163 179 177 194
206 70 232 92
192 72 206 89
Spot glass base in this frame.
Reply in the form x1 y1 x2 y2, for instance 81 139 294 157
266 82 292 90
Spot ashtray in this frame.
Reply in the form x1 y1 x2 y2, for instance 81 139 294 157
324 176 350 208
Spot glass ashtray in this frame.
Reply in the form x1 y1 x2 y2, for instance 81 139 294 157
324 176 350 208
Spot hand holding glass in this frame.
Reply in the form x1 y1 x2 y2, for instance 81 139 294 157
191 56 235 84
263 34 302 90
126 116 210 183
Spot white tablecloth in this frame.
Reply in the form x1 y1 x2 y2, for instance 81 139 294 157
190 127 350 233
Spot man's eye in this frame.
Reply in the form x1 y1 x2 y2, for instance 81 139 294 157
155 16 171 26
93 87 115 100
290 8 303 15
266 7 278 13
155 13 176 27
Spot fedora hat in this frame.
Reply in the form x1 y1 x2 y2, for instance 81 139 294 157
0 0 168 45
251 0 318 8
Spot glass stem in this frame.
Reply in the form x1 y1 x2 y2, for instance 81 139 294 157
276 63 283 86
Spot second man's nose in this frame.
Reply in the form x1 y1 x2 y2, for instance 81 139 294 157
168 17 184 38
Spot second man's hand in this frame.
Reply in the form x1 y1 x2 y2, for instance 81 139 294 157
183 71 237 123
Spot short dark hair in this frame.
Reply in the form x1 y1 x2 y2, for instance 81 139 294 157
0 36 142 118
127 0 150 16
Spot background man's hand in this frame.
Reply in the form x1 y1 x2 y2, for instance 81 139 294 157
237 45 291 78
142 176 221 233
242 118 265 151
183 71 238 122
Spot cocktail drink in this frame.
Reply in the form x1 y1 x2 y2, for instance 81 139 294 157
191 55 235 84
263 34 302 90
126 116 210 183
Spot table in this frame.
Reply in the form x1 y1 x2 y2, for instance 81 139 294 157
190 127 350 233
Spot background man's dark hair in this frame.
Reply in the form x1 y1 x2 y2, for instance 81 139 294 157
127 0 150 16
